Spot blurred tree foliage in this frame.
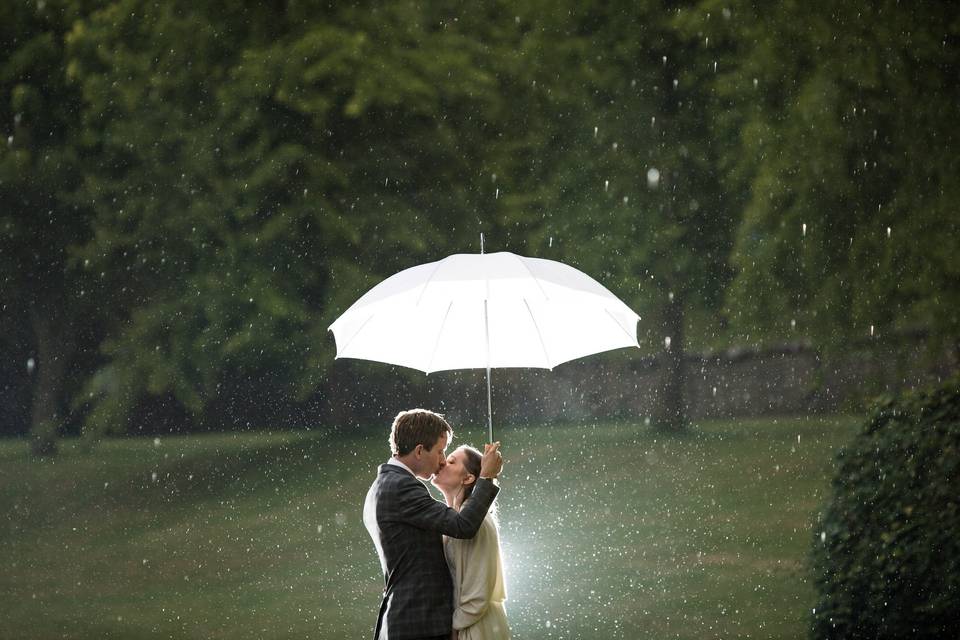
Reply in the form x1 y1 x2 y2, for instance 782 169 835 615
714 0 960 351
0 0 956 450
63 0 542 439
0 0 103 454
527 2 743 431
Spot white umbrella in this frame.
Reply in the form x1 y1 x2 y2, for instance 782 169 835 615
328 249 640 441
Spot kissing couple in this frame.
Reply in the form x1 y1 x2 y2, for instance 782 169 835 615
363 408 510 640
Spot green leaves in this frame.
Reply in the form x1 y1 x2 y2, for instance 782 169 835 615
723 0 960 348
812 377 960 639
3 0 957 442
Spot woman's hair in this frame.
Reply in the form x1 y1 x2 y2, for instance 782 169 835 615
459 445 483 501
389 408 453 456
457 445 497 521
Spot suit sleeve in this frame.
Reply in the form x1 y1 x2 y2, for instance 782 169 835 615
392 477 499 539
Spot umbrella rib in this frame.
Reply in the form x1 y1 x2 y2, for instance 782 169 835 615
425 300 454 374
605 308 639 346
414 256 449 307
336 312 377 357
512 253 550 301
523 298 553 369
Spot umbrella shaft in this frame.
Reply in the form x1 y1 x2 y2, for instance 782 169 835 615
486 366 493 443
484 298 493 443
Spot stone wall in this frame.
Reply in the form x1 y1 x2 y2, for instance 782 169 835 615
331 333 958 430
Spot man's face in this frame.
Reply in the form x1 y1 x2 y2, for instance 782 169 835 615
416 432 448 479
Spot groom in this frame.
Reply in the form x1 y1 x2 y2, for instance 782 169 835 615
363 408 503 640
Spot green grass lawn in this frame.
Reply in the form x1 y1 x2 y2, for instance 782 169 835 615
0 415 860 639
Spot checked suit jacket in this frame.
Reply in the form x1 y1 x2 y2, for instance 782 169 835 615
363 462 500 640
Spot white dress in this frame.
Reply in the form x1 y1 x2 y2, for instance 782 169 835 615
444 513 511 640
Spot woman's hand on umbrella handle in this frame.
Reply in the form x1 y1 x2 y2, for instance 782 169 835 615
480 441 503 479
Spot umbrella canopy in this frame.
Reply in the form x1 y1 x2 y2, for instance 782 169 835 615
329 251 641 439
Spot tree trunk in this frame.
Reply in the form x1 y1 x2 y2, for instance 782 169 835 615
655 296 687 433
28 307 75 457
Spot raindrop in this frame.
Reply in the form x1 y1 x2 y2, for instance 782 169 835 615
802 223 807 237
646 167 660 188
870 325 875 337
722 7 731 19
662 55 667 66
6 136 12 146
549 236 553 248
668 291 675 302
153 437 162 447
26 358 36 374
622 196 629 204
790 318 797 329
886 226 891 238
495 188 500 199
673 78 679 89
712 386 717 397
753 78 759 88
612 142 618 151
651 116 656 127
713 61 718 73
604 179 610 192
594 126 598 138
664 336 672 349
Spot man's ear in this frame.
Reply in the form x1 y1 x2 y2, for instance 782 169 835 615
413 444 424 458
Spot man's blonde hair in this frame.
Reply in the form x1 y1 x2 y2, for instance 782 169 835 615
389 409 453 456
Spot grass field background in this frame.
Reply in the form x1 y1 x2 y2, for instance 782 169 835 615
0 415 861 639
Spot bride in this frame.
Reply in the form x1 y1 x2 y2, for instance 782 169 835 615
432 444 511 640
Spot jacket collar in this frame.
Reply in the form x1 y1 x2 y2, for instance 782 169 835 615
386 456 416 477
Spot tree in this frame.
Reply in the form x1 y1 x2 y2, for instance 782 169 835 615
0 0 102 455
522 1 742 431
65 0 538 437
719 1 960 357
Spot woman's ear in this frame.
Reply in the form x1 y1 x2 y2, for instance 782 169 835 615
463 473 476 488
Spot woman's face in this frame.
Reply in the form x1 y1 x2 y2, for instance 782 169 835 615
432 448 473 491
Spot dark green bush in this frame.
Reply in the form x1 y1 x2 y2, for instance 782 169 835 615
811 376 960 639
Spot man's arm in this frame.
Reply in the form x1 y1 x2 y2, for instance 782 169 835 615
390 476 499 539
